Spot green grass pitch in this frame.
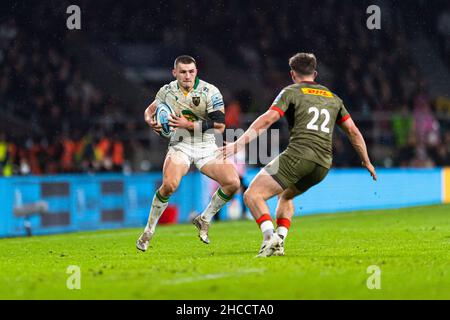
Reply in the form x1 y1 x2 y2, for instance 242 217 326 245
0 205 449 300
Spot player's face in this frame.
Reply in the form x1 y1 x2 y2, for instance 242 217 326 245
173 63 198 91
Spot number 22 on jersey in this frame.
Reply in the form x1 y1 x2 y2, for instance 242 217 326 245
306 107 330 133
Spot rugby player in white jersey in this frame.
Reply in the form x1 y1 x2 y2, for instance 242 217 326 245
136 55 240 251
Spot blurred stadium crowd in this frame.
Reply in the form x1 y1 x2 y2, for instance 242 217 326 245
0 18 128 175
1 0 450 176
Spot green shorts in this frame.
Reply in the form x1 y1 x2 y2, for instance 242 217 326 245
264 152 329 193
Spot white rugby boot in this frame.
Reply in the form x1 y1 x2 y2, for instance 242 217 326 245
192 215 210 244
136 231 153 252
272 240 285 256
256 233 283 258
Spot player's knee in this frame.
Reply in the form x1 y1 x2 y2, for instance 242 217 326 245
232 177 241 193
224 176 240 194
243 188 258 206
160 180 179 196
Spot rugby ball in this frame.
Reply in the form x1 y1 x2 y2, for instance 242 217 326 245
155 103 175 138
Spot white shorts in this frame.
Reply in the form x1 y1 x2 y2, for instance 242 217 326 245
166 141 220 170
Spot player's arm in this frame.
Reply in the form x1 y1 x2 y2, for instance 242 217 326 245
198 110 226 134
210 112 226 133
144 100 162 134
220 109 280 158
220 88 287 157
168 110 225 133
146 84 170 135
339 118 377 181
203 88 227 134
236 110 280 146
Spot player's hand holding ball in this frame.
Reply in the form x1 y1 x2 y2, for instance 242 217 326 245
144 104 162 135
168 113 194 131
154 103 176 138
149 114 162 135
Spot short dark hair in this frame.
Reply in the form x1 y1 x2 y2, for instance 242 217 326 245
174 55 197 68
289 53 317 76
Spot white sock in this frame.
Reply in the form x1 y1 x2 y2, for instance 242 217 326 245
144 190 169 234
200 188 231 222
277 226 288 239
260 220 275 241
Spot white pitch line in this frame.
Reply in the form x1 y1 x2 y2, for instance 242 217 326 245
1 229 201 242
72 231 198 239
0 231 137 242
163 268 265 285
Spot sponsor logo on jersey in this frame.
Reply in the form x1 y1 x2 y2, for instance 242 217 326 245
181 109 199 121
301 88 333 98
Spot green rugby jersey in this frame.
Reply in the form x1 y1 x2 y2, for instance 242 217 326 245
270 81 350 168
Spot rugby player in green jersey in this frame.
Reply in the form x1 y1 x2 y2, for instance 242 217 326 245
221 53 377 257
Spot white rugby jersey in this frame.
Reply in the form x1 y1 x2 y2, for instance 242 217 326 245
154 77 225 144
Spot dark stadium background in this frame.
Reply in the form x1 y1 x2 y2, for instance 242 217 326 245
1 0 449 176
